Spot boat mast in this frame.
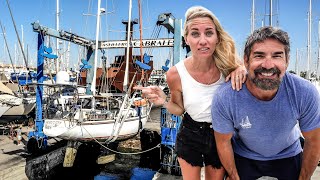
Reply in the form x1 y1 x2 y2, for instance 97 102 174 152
138 0 144 83
14 43 17 66
66 37 71 70
317 20 320 78
91 0 102 96
104 0 108 93
269 0 273 26
1 31 4 62
251 0 255 33
21 25 24 52
56 0 60 72
0 21 21 92
5 0 29 71
295 48 299 74
123 0 133 92
307 0 312 79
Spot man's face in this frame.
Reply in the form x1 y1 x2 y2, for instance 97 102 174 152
245 39 288 90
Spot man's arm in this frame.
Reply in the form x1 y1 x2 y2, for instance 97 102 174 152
214 131 239 180
299 128 320 180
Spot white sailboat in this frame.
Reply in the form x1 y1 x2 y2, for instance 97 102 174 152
43 92 149 142
42 0 152 143
42 68 150 142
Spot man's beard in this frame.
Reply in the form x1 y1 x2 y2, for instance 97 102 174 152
250 67 282 90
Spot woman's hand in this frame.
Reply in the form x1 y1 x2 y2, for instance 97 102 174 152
225 65 247 91
133 86 167 106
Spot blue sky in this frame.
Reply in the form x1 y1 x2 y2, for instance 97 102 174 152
0 0 319 73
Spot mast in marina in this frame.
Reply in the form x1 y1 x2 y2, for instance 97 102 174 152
251 0 255 33
56 0 60 72
91 0 102 98
307 0 312 79
123 0 133 93
269 0 273 26
295 49 299 75
317 20 320 78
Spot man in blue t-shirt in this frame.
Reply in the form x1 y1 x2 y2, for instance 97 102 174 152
211 26 320 180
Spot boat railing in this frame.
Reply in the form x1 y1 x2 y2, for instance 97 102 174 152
105 72 140 142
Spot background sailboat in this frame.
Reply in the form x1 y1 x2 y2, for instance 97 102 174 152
0 17 36 119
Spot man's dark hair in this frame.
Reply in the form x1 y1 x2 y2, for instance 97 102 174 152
244 26 290 62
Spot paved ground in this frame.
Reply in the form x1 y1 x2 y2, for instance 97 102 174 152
0 124 65 180
0 125 31 180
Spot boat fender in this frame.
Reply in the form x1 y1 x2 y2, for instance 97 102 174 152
134 99 147 106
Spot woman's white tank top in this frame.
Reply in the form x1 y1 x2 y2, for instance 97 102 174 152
175 60 225 123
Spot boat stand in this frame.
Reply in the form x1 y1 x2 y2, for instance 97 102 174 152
159 107 181 175
96 142 118 164
63 140 82 167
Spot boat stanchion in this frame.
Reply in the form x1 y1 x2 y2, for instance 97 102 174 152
63 140 82 167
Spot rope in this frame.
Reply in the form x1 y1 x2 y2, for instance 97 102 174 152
146 25 162 55
81 125 160 155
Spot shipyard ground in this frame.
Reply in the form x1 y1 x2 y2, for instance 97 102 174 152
0 108 319 180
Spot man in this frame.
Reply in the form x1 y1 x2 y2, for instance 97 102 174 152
211 26 320 180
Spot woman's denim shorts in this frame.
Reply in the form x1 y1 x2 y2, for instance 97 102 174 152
175 112 222 168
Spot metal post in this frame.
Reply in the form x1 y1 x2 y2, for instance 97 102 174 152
85 47 95 95
28 32 47 147
173 19 182 65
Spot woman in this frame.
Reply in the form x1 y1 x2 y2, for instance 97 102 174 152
135 6 246 180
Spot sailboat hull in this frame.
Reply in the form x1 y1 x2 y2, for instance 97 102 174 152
0 106 10 117
43 115 148 142
2 103 35 116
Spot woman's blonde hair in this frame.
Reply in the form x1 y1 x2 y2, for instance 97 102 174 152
184 6 241 77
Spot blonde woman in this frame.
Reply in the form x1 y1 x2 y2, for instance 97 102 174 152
135 6 246 180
